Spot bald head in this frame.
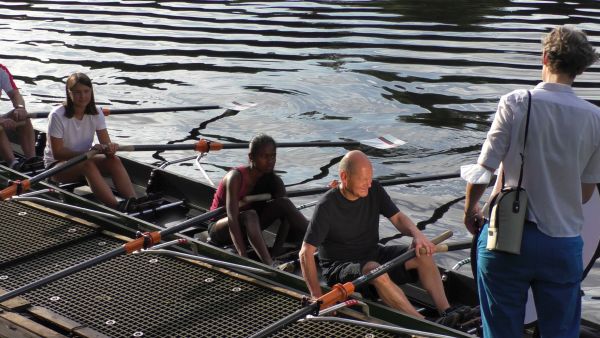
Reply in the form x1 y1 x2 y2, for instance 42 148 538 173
339 150 373 200
339 150 371 176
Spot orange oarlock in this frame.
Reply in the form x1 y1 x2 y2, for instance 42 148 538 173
0 179 31 201
317 282 356 310
123 231 162 254
195 139 223 153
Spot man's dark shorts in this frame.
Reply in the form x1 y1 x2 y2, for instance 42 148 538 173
322 244 419 291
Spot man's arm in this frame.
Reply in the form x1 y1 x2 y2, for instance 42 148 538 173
299 242 322 298
464 183 487 234
6 89 27 121
388 211 435 257
7 88 25 108
463 164 495 234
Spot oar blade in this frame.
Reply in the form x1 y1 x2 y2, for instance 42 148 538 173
228 101 257 112
361 134 406 149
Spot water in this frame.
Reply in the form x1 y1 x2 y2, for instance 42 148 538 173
2 1 600 261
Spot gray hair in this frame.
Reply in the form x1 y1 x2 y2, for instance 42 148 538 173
542 25 599 78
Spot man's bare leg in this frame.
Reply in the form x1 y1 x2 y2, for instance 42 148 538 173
0 132 16 165
17 120 36 159
364 261 424 318
405 256 451 313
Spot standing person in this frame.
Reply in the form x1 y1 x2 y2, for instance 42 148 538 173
43 72 136 210
300 150 458 325
208 134 308 266
463 25 600 338
0 64 36 168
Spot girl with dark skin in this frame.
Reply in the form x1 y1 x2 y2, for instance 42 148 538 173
208 134 308 265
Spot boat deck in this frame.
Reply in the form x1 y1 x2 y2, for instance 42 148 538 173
0 200 424 338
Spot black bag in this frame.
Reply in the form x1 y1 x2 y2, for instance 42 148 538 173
486 91 532 255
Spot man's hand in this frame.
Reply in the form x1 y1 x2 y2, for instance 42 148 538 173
11 106 27 121
328 179 339 189
464 204 483 235
411 230 436 257
0 117 16 130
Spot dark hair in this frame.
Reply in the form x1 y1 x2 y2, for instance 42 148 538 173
249 134 276 156
542 25 599 78
64 72 98 118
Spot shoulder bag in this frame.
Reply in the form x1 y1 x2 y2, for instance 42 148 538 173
486 90 532 255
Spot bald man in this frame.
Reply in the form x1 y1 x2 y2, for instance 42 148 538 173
300 150 456 324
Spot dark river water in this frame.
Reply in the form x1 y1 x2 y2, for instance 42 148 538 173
2 1 600 263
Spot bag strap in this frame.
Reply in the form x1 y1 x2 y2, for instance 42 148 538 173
500 91 532 213
501 90 532 190
517 90 532 188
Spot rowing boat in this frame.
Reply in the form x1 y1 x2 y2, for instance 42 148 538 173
1 128 598 337
0 128 477 337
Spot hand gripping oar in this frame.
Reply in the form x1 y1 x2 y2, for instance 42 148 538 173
249 230 453 338
116 134 406 153
0 120 27 132
287 172 460 198
0 149 100 200
0 193 271 304
26 105 221 119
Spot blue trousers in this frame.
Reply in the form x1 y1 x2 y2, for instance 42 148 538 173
477 222 583 338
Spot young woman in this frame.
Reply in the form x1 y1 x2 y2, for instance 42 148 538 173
208 134 308 266
43 72 136 210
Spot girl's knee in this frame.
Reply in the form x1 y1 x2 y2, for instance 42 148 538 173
83 159 100 173
240 210 260 228
240 209 259 220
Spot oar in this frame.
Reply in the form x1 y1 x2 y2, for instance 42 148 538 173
116 135 406 153
0 149 99 200
0 194 270 304
249 230 453 338
26 105 221 119
287 172 460 198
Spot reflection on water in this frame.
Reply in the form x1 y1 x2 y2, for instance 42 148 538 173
1 0 600 243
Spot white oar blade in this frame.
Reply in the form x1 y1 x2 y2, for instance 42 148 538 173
228 101 257 112
361 134 406 149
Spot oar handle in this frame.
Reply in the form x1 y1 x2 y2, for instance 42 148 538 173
430 230 453 245
26 112 48 118
241 193 271 204
417 239 471 255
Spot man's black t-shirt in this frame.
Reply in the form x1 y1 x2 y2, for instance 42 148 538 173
303 180 399 264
